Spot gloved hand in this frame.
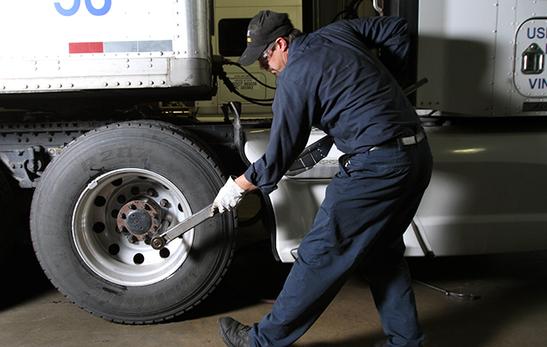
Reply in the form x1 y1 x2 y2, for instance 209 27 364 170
212 176 246 214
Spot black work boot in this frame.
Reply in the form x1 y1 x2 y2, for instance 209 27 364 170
219 316 252 347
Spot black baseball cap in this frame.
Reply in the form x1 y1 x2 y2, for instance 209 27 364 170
239 10 294 66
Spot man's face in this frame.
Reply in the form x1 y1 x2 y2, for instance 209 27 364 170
258 38 287 76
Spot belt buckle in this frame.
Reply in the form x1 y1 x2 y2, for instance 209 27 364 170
344 159 351 168
340 154 352 168
400 135 416 146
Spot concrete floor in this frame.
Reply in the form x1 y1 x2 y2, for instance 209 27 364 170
1 239 547 347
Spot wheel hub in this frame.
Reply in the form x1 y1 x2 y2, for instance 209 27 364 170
117 199 162 241
126 210 151 235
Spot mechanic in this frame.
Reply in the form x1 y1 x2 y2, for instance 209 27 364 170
212 9 433 347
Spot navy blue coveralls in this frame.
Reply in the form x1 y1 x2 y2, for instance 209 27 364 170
243 16 433 347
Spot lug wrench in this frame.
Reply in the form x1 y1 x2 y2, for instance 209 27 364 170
151 203 217 249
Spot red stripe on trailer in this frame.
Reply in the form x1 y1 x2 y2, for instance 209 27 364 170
69 42 104 53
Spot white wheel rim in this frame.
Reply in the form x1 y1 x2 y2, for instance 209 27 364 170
72 168 194 286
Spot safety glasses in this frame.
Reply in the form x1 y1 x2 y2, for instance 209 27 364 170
258 41 276 70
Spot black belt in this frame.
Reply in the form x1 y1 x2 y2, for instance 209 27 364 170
340 130 426 168
369 130 426 152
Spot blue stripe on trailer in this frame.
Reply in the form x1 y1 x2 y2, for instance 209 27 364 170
103 40 173 53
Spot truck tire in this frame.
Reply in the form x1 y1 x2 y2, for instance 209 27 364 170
30 121 235 324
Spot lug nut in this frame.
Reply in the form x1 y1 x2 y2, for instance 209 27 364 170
160 199 170 208
151 237 165 250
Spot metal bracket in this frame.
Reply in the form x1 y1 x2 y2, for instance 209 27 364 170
221 101 250 166
373 0 384 16
0 120 101 188
0 146 51 188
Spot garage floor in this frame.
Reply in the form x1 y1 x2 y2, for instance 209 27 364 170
1 238 547 347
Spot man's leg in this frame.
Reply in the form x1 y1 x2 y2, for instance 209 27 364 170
363 141 432 347
248 197 361 345
250 144 432 347
364 239 423 347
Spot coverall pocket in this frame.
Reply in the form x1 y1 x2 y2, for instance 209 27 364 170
343 147 412 178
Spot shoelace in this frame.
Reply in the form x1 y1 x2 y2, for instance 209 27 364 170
237 325 251 338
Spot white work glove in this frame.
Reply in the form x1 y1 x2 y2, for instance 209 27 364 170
212 177 246 214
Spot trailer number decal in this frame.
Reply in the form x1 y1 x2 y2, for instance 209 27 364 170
69 40 173 54
55 0 112 16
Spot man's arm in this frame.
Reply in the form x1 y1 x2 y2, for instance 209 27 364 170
242 77 314 194
235 174 256 192
347 16 410 81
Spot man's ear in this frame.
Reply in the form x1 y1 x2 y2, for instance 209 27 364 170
276 37 289 52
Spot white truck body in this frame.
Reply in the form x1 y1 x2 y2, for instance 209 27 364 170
243 0 547 262
416 0 547 116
